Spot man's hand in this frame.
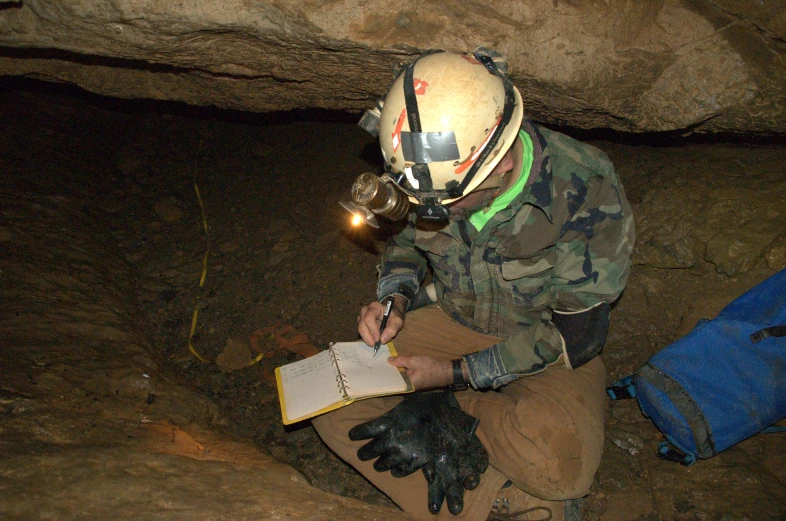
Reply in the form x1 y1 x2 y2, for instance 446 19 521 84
388 355 454 389
358 296 406 347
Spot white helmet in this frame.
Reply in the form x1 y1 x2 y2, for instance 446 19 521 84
379 50 524 205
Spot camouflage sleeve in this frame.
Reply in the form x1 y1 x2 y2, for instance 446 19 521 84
549 170 635 311
465 170 635 389
463 324 565 389
376 218 428 304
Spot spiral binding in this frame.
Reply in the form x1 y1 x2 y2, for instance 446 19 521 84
328 347 351 399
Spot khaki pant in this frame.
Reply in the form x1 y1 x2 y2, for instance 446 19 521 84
312 307 606 520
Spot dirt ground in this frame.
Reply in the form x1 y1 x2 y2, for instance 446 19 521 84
1 79 786 520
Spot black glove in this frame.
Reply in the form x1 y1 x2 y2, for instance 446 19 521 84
348 390 489 514
422 431 488 515
349 390 478 477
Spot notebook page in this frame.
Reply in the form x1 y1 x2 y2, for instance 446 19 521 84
278 348 345 421
333 341 408 398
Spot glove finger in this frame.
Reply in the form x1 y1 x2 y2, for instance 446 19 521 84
373 451 402 473
427 475 446 515
348 417 391 441
390 458 423 478
422 460 436 484
356 438 388 462
445 479 465 515
472 443 490 474
462 471 480 490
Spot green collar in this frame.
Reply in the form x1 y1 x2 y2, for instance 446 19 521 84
469 129 534 231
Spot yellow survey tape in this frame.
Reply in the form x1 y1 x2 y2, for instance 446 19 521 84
187 180 210 363
188 171 263 367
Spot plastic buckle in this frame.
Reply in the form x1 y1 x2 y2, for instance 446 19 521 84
605 376 636 400
657 442 696 466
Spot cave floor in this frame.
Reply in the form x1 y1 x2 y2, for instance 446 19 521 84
2 81 786 520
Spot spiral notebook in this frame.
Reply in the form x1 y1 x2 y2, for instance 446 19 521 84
275 340 414 425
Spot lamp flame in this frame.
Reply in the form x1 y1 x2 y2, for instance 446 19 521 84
339 200 380 228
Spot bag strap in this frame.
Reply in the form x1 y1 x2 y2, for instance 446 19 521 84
750 324 786 343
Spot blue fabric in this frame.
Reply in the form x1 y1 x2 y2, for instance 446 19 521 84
622 269 786 461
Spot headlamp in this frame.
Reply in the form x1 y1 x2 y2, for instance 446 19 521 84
357 100 383 138
340 172 410 228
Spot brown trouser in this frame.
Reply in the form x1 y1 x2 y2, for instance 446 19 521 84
312 307 606 520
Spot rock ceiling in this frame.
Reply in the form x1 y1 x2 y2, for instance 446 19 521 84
1 0 785 134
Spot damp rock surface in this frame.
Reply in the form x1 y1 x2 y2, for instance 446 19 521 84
1 83 785 520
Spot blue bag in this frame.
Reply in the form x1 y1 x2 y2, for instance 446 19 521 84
607 268 786 465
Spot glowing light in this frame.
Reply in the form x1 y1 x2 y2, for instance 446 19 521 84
351 214 363 226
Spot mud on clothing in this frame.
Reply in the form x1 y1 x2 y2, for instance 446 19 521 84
312 307 607 521
376 121 635 389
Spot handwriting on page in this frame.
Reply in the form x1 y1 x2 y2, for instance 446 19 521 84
335 342 407 397
279 349 343 421
340 348 372 370
284 351 333 377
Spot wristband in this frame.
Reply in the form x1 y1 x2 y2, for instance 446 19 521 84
448 359 469 392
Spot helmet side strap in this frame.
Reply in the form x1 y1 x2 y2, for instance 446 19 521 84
403 61 433 192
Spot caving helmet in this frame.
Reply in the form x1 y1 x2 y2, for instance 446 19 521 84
345 49 524 226
380 50 523 204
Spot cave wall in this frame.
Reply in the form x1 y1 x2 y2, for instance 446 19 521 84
0 137 409 521
1 0 785 134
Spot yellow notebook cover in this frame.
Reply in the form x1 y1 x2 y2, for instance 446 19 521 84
275 341 414 425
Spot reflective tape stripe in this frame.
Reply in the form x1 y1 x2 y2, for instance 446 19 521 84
400 130 460 163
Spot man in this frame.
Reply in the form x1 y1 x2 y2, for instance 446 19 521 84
313 49 634 521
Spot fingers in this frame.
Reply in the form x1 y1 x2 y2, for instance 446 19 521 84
348 417 390 442
356 438 386 462
387 355 454 390
357 302 384 346
462 472 480 490
380 311 404 344
390 453 428 478
426 474 446 515
386 355 410 369
445 479 465 515
357 301 404 346
373 452 399 473
475 446 490 474
432 454 466 515
422 460 436 484
467 439 489 474
390 461 419 479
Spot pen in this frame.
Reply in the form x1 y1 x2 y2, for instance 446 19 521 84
374 297 393 358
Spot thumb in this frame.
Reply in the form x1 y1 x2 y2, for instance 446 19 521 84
387 355 410 369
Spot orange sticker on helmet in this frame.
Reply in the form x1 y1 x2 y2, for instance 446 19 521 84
460 55 481 65
413 78 429 95
391 108 407 153
454 117 502 175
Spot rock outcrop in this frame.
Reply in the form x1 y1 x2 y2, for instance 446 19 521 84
1 0 785 134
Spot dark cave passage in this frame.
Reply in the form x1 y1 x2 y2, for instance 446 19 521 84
1 78 785 520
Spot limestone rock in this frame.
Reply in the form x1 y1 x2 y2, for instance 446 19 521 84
1 0 786 134
633 182 786 276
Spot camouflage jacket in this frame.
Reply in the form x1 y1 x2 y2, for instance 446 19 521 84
377 121 635 389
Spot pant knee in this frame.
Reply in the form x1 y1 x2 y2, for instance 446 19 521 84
504 424 601 500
